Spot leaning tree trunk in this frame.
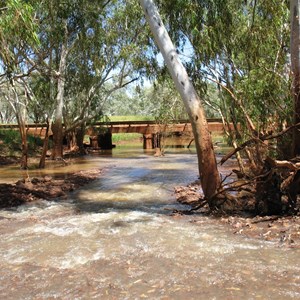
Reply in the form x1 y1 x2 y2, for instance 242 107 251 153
290 0 300 157
139 0 220 202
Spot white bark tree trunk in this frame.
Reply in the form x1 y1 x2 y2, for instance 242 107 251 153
290 0 300 156
6 82 29 169
139 0 220 201
51 20 68 160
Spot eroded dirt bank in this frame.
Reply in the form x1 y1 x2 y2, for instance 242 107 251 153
0 169 102 209
175 183 300 248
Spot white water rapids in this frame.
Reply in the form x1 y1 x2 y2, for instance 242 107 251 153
0 147 299 299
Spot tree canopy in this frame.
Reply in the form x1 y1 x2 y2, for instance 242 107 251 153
0 0 299 211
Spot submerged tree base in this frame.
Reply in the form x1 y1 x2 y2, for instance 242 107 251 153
175 184 300 247
175 170 300 216
174 158 300 247
177 155 300 216
255 157 300 215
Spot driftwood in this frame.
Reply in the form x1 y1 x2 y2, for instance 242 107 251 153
265 156 300 170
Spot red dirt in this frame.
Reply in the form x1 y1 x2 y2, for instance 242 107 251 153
174 182 300 248
0 169 102 209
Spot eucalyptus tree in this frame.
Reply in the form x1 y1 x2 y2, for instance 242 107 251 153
61 0 156 151
33 0 113 159
160 0 291 167
139 0 221 202
28 73 55 168
0 0 39 168
29 0 156 158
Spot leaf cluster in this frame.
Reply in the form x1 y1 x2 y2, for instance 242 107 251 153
160 0 292 138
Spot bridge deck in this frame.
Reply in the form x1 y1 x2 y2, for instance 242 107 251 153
88 119 225 135
0 119 227 136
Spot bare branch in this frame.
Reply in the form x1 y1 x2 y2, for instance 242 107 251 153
266 156 300 170
220 122 300 165
207 76 257 134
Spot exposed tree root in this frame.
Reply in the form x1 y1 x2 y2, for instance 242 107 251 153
175 156 300 216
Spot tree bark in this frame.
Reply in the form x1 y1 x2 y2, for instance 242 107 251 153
39 119 51 169
18 116 28 170
51 20 68 160
76 124 87 155
290 0 300 156
139 0 220 201
7 83 29 169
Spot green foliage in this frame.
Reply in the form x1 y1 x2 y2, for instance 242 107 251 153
112 133 141 143
0 129 21 148
0 0 39 72
160 0 291 147
0 0 294 160
0 129 43 153
108 115 154 121
52 0 158 131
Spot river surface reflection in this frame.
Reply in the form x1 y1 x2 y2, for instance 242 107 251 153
0 146 299 299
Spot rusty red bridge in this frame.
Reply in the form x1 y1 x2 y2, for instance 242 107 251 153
1 118 229 149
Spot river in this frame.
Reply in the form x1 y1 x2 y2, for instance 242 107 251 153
0 146 299 299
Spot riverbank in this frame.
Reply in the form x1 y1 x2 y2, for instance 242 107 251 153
0 155 18 166
174 182 300 248
0 168 102 209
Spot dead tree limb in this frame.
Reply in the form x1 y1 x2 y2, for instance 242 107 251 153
220 138 261 165
265 156 300 170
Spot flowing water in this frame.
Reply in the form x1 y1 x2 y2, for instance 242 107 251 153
0 146 299 299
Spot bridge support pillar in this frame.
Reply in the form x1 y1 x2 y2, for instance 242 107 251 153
89 136 98 148
152 133 161 149
89 131 113 149
143 134 153 149
143 133 161 149
98 131 113 149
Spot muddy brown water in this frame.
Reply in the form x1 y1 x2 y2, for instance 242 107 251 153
0 145 299 299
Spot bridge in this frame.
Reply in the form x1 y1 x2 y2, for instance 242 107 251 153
86 118 224 134
86 119 223 149
86 119 227 149
0 118 229 149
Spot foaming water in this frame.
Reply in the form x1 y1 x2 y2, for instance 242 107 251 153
0 146 299 299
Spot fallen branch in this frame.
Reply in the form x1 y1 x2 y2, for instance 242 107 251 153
187 138 194 148
190 200 208 211
262 122 300 141
220 172 233 185
265 156 300 170
220 138 260 165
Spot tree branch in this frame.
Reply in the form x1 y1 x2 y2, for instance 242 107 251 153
220 122 300 165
